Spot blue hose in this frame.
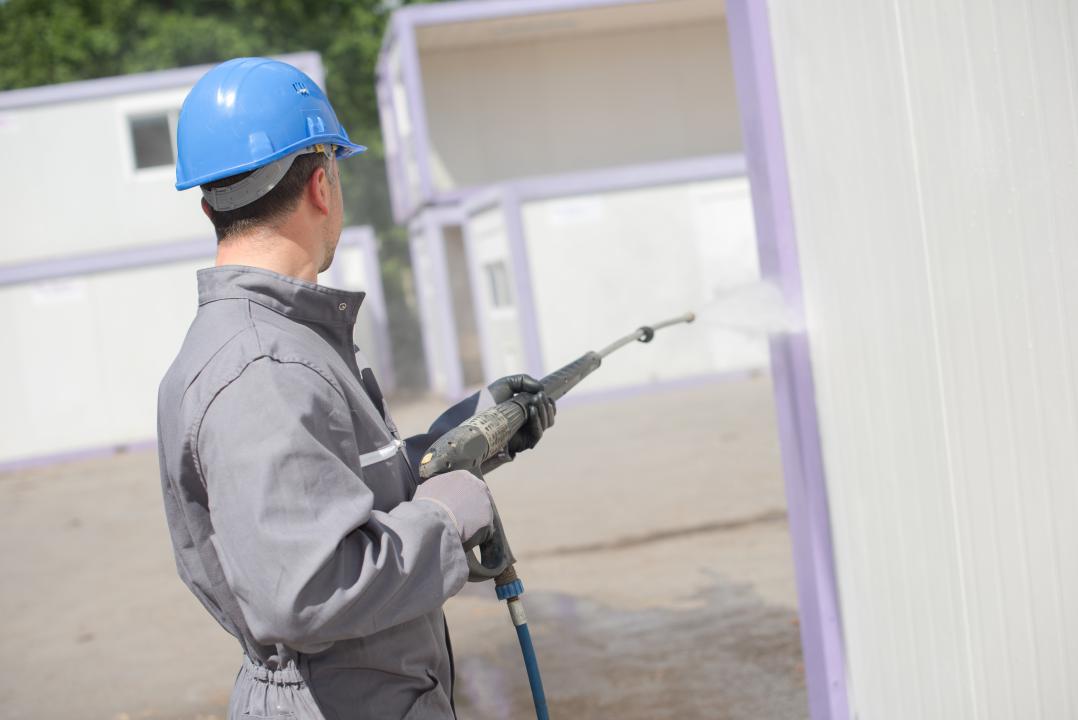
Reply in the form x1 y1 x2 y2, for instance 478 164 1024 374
513 616 550 720
497 578 550 720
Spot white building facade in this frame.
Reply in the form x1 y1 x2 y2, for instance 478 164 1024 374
0 55 391 469
729 0 1078 718
379 0 767 398
384 1 1078 719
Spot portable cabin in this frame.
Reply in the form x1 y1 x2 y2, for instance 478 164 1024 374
378 0 766 398
728 1 1078 718
387 1 1078 719
0 55 390 469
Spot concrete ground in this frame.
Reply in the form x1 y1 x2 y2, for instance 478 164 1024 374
0 374 806 720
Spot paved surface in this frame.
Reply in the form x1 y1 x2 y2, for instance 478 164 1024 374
0 374 806 719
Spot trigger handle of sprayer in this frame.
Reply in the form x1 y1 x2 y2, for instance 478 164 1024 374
463 354 603 581
465 476 516 581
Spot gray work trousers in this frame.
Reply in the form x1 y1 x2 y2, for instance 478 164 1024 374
228 653 456 720
229 656 323 720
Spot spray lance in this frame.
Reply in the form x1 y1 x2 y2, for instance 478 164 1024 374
418 311 695 720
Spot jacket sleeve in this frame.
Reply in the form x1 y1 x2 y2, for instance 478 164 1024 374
404 388 496 471
196 357 469 653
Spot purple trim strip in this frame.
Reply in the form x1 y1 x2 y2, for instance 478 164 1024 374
381 0 705 222
422 210 467 397
377 21 408 223
0 52 322 111
452 154 745 208
406 205 471 395
408 226 441 393
458 154 744 215
727 2 849 719
458 205 496 387
500 188 545 378
0 236 216 287
459 184 507 216
398 15 437 206
510 153 744 200
0 438 158 476
377 74 409 223
396 0 660 27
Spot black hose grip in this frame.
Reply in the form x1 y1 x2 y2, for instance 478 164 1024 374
637 326 655 343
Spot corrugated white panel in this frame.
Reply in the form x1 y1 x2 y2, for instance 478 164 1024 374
521 177 766 390
767 0 1078 718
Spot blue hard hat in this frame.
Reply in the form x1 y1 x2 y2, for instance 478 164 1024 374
175 57 365 190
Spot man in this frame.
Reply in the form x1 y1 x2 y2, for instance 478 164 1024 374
157 57 555 720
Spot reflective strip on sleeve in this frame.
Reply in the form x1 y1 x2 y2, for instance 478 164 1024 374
359 438 403 468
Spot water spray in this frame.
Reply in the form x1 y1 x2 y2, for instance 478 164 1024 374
419 312 696 720
696 280 802 336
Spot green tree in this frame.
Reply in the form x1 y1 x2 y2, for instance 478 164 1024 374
0 0 438 389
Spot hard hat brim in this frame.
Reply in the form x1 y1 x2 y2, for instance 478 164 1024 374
176 138 366 191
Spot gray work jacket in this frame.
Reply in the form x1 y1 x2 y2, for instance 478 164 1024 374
157 266 486 719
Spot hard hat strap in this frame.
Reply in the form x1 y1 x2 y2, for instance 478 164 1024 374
201 144 332 212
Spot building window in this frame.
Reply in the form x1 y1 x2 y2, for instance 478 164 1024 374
128 112 177 170
484 261 513 308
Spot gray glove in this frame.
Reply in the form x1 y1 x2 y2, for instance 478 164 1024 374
487 374 557 456
413 469 494 546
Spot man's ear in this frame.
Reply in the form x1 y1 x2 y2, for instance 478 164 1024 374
200 197 214 220
308 166 331 215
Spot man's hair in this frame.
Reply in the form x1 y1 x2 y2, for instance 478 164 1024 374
201 152 332 242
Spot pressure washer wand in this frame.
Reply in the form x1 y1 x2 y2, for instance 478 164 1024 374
418 311 695 719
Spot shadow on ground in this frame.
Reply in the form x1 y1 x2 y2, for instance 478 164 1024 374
454 578 807 720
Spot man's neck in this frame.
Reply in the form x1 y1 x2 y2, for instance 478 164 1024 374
215 228 323 283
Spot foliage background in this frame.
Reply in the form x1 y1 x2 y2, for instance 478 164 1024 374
0 0 437 389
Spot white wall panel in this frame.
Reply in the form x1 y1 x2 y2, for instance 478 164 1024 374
0 259 205 463
767 0 1078 717
522 177 766 391
0 88 205 265
420 18 740 191
0 243 386 464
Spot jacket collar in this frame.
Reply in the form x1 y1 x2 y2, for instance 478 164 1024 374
197 265 365 326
